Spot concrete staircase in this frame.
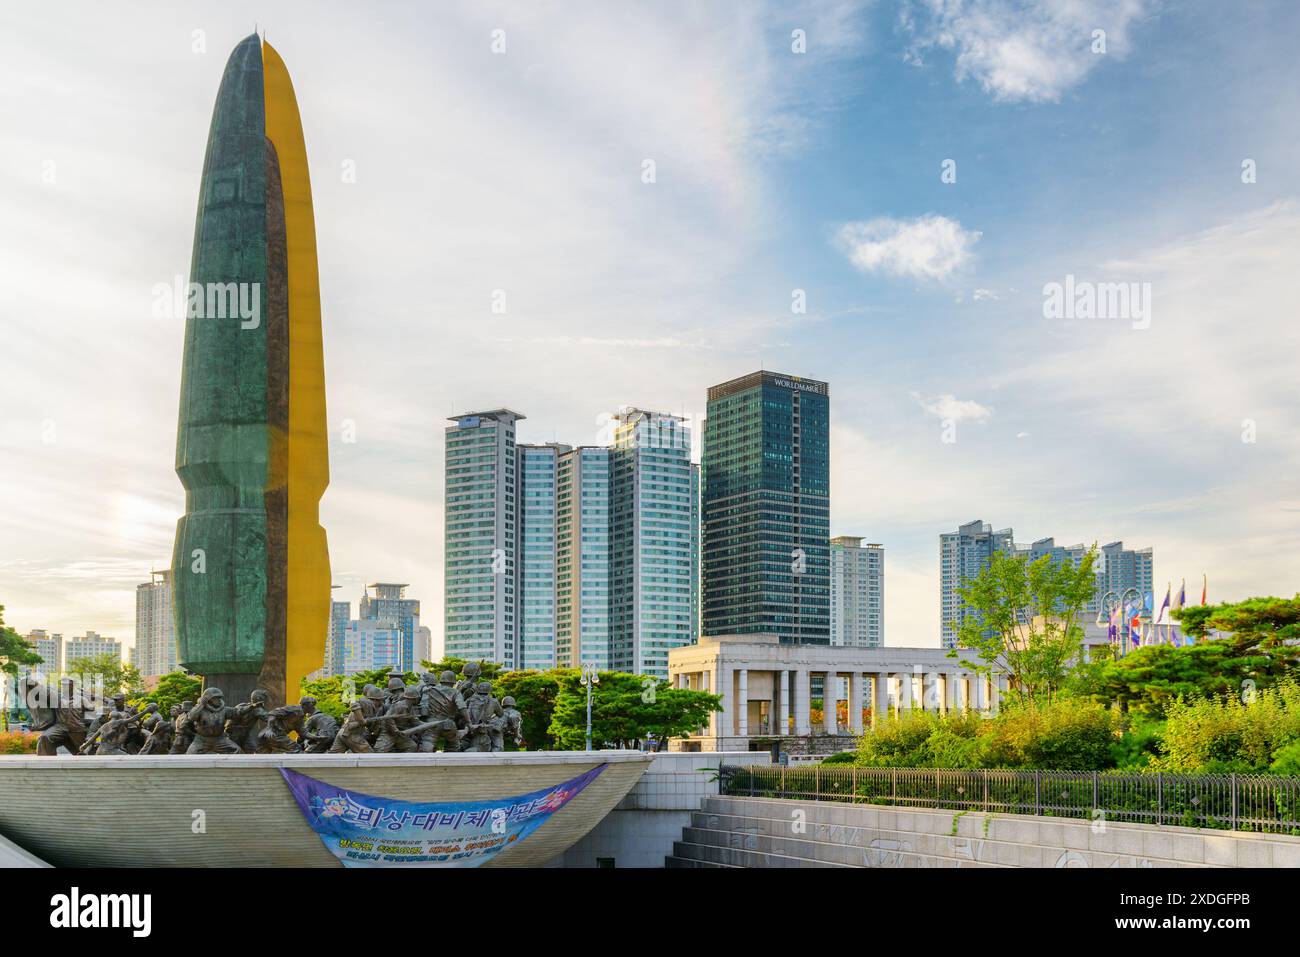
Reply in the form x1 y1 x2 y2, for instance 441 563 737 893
667 794 1015 868
669 794 1300 868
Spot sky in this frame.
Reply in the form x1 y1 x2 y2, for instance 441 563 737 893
1 0 1298 656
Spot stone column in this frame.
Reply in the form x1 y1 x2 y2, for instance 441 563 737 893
737 668 749 736
778 670 790 736
849 672 864 734
795 669 811 735
717 664 732 737
873 671 889 726
970 673 985 713
989 673 1002 714
823 672 837 734
945 672 960 712
924 671 940 712
897 671 912 711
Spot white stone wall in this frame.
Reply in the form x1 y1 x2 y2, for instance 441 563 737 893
675 796 1300 868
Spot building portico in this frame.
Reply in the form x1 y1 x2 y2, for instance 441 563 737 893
669 634 1008 753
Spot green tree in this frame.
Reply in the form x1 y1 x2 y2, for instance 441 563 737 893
949 546 1099 703
129 671 203 714
491 669 568 750
0 605 42 677
1175 595 1300 645
1 606 42 731
547 671 720 750
67 652 143 697
1069 635 1300 716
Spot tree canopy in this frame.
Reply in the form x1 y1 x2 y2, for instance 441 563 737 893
0 605 42 677
66 652 143 698
130 671 204 714
949 546 1099 703
547 671 720 750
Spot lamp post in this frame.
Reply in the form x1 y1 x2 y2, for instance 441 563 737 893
580 663 599 751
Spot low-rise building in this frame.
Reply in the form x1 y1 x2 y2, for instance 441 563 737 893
668 634 1008 754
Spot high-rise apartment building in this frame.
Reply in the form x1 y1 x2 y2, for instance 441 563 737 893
609 409 697 676
1097 541 1154 612
326 599 350 676
555 446 611 670
446 406 702 675
65 632 122 666
360 583 422 672
444 410 523 667
702 371 830 644
23 630 62 675
942 521 1154 646
518 443 565 671
940 520 1016 648
830 537 883 647
338 619 403 675
133 570 177 678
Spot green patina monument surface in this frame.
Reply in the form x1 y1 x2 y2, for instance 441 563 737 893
172 36 289 703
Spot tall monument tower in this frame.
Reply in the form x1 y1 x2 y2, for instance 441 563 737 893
171 34 330 705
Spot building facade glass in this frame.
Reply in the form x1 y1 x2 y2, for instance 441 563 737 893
702 371 830 644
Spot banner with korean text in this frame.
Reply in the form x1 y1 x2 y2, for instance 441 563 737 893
280 764 607 867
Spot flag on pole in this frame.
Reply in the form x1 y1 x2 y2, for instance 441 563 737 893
1201 573 1207 605
1155 583 1171 625
1173 579 1185 612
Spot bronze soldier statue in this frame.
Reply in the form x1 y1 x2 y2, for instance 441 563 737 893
382 672 406 708
461 680 501 752
372 686 421 753
257 704 306 753
454 661 482 702
85 710 147 755
81 693 129 753
139 704 182 755
186 688 241 754
20 676 86 756
409 670 468 752
125 703 160 754
225 688 271 753
500 696 523 750
169 699 197 754
299 696 338 753
328 700 374 753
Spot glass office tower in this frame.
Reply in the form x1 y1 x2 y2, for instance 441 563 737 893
702 371 830 644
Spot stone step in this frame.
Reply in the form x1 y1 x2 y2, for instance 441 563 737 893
664 854 737 868
679 824 1008 868
692 796 1218 868
671 838 854 868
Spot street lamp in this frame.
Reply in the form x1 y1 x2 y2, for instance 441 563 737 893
579 662 599 752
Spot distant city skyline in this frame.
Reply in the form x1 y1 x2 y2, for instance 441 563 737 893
4 2 1298 654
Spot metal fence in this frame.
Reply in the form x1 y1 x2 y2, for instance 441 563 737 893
717 765 1300 835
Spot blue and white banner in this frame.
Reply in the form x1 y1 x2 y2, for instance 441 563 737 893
280 764 607 867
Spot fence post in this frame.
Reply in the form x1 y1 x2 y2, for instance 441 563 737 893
1035 771 1041 816
1231 773 1238 831
1092 771 1099 816
936 768 941 810
983 769 989 813
853 766 859 804
781 763 786 797
892 768 897 806
1157 772 1163 826
815 765 821 800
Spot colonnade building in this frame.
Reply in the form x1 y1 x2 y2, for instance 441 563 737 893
667 634 1008 753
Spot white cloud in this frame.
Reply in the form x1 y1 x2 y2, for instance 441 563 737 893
973 287 999 300
912 392 994 423
901 0 1152 103
837 215 980 280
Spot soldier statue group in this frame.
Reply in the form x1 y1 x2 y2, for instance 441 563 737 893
18 661 524 757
